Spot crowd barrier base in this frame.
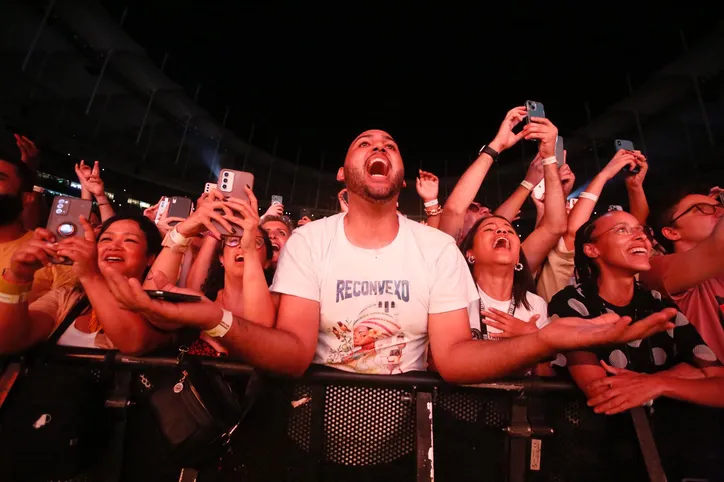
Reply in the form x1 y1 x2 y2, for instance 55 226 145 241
2 348 722 482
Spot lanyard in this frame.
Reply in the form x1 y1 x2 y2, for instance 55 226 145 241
476 293 516 341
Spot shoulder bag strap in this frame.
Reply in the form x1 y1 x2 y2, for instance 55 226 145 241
46 295 91 346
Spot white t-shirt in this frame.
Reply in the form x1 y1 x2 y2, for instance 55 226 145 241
474 286 550 337
271 213 480 375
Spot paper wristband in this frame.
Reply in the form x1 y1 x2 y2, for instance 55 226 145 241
579 192 599 202
541 156 558 166
205 309 234 338
520 180 534 191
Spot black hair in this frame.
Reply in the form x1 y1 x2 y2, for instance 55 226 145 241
202 227 274 300
0 157 36 194
97 215 163 257
573 217 602 298
649 182 709 254
459 215 536 311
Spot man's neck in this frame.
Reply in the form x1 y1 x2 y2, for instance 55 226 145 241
596 266 636 306
0 221 27 244
474 264 514 301
344 196 399 249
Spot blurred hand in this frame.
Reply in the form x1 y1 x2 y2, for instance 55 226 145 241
482 308 539 337
585 361 664 415
523 117 558 159
523 154 544 185
56 216 100 282
601 149 638 181
624 151 648 189
263 203 284 218
489 106 528 153
14 134 39 164
9 228 58 283
224 186 261 254
74 160 106 198
559 163 576 197
416 169 439 203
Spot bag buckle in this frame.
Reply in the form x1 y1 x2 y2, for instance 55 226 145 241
177 345 189 364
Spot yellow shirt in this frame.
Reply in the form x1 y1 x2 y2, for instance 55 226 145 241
0 231 78 303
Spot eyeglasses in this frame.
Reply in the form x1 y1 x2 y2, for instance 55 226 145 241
669 202 722 225
468 203 481 213
224 236 265 249
591 223 653 240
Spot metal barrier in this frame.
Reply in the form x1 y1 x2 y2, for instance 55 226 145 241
0 348 693 481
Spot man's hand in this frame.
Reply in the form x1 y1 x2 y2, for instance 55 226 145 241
601 149 638 181
482 308 539 337
102 265 223 331
523 117 558 159
488 106 528 153
560 162 576 197
263 203 284 219
523 154 544 186
537 308 676 353
15 134 39 164
585 361 664 415
9 228 58 283
624 151 648 189
416 169 439 203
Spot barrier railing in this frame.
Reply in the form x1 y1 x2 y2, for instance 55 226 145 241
0 348 679 481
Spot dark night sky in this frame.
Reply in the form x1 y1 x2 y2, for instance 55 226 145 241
101 1 719 173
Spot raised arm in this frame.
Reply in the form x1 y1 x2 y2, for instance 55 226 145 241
440 107 527 241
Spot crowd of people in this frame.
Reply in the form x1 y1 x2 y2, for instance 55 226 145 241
0 106 722 480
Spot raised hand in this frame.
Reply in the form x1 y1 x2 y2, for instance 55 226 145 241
601 149 638 181
624 150 648 189
9 228 59 283
175 199 241 240
14 134 39 164
523 117 558 159
338 189 349 213
523 153 544 186
56 216 101 281
559 162 576 196
224 186 262 253
74 160 106 198
489 106 528 153
263 203 284 218
416 169 439 203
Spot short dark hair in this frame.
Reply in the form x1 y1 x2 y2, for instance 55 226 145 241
649 182 710 253
0 157 36 194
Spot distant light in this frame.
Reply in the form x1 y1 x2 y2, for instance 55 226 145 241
123 189 126 192
67 153 70 156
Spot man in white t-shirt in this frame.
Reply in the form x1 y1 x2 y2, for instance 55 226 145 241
103 129 678 382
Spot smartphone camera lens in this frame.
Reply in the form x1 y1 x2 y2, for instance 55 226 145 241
223 172 229 178
617 140 621 146
57 223 76 237
528 101 536 110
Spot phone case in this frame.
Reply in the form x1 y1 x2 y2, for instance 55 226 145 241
47 196 93 264
155 197 169 224
165 197 193 227
271 195 283 205
525 100 545 121
204 183 217 193
213 170 255 236
532 180 545 201
555 136 564 167
614 139 635 151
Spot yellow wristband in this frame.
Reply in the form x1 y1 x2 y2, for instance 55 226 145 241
0 274 32 295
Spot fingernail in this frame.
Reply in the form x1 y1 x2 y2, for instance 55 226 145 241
245 184 251 189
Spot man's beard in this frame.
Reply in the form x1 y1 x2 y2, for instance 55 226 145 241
344 167 405 204
0 194 23 226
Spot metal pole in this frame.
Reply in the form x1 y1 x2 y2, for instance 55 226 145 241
22 0 56 72
315 152 325 209
241 122 256 171
135 53 167 145
176 115 191 166
142 122 157 161
680 30 716 153
86 50 113 115
289 146 302 205
584 101 601 171
28 51 51 100
625 73 648 155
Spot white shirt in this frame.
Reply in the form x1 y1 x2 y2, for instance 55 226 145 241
57 322 99 348
475 286 550 336
271 213 479 374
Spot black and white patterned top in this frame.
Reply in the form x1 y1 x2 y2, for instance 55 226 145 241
547 284 720 372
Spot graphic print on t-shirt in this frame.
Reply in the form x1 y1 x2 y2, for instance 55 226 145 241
326 279 410 374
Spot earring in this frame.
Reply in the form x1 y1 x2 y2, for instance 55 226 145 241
514 262 523 272
466 255 476 265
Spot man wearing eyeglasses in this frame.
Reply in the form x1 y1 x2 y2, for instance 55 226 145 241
643 186 724 362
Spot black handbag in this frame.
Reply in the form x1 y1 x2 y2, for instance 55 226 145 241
0 297 113 481
145 345 258 469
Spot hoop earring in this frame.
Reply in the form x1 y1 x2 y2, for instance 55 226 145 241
514 262 523 272
466 255 476 265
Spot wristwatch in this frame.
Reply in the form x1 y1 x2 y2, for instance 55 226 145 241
478 144 500 161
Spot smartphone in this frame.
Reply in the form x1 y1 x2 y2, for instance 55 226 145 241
341 190 349 204
566 198 579 210
614 139 639 174
46 196 93 264
212 169 255 236
271 195 283 206
145 290 202 303
718 192 724 205
608 205 624 212
555 136 564 167
299 208 311 219
163 196 193 227
154 196 170 224
204 183 217 193
525 100 545 122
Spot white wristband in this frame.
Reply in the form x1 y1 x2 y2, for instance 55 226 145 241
169 227 192 247
423 199 439 208
541 156 558 166
205 309 233 338
579 192 599 202
0 291 29 304
520 180 534 191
